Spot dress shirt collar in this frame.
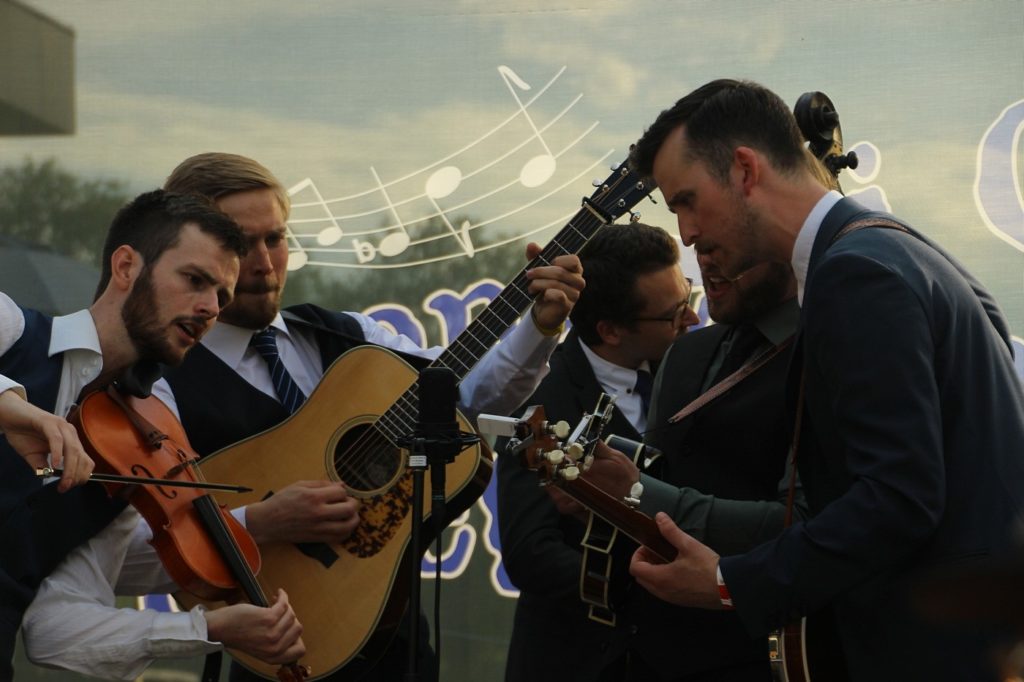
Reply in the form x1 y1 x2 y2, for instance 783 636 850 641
577 336 651 397
49 309 103 358
792 190 843 305
198 312 292 369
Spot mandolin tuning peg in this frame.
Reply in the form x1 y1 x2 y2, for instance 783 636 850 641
560 465 580 481
544 449 565 465
547 420 570 440
566 442 584 462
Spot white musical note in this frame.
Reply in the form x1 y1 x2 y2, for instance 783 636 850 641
370 166 411 258
424 166 475 257
498 65 558 188
288 178 343 247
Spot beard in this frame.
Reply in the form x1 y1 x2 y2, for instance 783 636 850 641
707 261 793 325
217 280 282 330
121 268 199 367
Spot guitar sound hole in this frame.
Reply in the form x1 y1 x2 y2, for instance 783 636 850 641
333 423 403 494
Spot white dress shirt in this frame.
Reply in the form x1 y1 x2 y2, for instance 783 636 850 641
0 293 105 421
0 376 23 399
0 293 218 677
22 508 218 680
24 305 559 677
578 338 650 434
151 308 556 424
791 190 843 305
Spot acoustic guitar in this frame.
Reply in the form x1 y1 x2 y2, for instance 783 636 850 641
181 160 658 680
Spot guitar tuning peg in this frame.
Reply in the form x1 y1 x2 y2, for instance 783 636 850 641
548 420 570 440
560 465 580 481
609 162 621 171
544 449 565 465
591 178 604 188
646 194 659 205
628 210 641 223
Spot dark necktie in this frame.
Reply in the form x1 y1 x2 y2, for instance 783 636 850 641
634 368 654 417
250 328 307 413
714 324 766 383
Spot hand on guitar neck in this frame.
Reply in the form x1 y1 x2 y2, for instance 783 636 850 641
523 242 584 332
543 440 639 520
629 513 724 611
571 440 641 501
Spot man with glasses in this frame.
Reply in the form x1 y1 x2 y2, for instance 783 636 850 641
498 222 699 682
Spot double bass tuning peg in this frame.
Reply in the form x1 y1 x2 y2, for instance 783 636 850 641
826 150 859 174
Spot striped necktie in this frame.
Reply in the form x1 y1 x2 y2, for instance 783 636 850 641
249 327 307 413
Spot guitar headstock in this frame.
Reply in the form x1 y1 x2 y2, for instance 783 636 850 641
506 394 617 485
584 157 657 225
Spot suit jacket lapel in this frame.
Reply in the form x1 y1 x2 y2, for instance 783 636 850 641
562 329 642 441
660 323 731 443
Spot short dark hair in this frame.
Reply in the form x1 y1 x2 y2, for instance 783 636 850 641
570 222 680 347
94 189 247 299
630 79 807 183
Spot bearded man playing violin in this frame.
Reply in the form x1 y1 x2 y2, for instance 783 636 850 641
2 189 304 680
18 154 583 681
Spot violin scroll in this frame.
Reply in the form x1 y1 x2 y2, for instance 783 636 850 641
795 91 859 184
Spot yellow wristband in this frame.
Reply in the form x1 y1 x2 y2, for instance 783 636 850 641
530 306 565 337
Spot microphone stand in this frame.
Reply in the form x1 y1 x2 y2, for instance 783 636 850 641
399 367 479 682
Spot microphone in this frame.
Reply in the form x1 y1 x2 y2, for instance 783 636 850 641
414 367 474 534
416 367 461 460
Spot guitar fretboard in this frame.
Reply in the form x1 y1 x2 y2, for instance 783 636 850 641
370 163 654 445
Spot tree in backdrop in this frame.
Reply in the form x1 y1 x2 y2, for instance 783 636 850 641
0 157 130 267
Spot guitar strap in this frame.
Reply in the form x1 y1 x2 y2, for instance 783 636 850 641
667 334 795 425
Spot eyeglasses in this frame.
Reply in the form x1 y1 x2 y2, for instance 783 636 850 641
631 278 695 325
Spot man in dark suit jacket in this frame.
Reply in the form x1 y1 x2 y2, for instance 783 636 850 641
498 222 697 681
626 79 1024 681
576 257 807 680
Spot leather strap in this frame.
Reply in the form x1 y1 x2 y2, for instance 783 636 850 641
668 334 795 424
830 216 911 244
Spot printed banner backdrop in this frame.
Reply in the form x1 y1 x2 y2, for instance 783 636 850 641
3 1 1022 680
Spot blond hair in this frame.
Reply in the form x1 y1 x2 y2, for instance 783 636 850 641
164 152 290 218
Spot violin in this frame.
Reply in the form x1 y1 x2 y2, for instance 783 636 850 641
71 385 309 681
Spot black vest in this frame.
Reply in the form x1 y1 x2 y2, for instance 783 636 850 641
0 308 124 643
162 304 371 456
164 304 433 458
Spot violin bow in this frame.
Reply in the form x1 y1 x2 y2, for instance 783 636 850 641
35 467 252 493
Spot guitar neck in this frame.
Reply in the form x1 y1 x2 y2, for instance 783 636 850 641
561 477 675 563
378 206 611 440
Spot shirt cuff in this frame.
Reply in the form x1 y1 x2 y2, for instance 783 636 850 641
0 375 25 399
716 564 734 610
